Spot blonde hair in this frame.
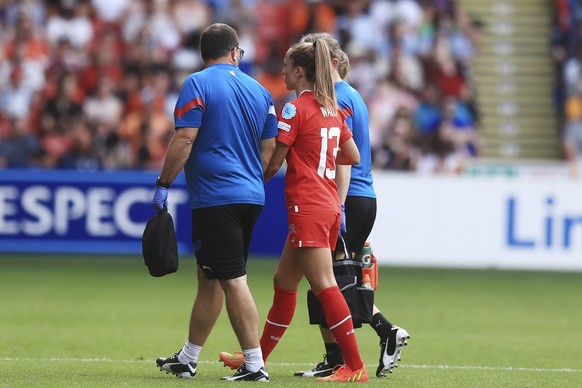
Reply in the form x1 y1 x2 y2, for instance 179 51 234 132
300 32 350 80
287 40 337 109
337 51 350 80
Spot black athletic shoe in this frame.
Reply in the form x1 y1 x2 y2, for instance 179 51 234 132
294 355 336 378
156 352 197 379
221 366 269 382
376 326 410 377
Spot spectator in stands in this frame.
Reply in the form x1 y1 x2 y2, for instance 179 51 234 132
0 39 46 97
56 118 102 170
49 36 85 73
0 65 36 120
172 29 204 78
416 128 461 175
563 31 582 99
562 74 582 178
90 0 130 24
368 78 417 165
138 66 176 163
122 0 180 55
439 95 480 159
39 71 82 164
374 107 419 171
387 23 423 93
431 41 466 99
134 121 157 169
345 44 381 101
415 82 442 139
448 4 480 66
80 24 124 95
290 0 337 41
2 6 49 67
45 0 93 50
0 116 41 168
550 10 570 116
418 0 438 60
83 75 123 128
171 0 211 37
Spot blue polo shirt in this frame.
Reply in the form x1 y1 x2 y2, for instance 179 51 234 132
335 80 376 199
174 63 278 208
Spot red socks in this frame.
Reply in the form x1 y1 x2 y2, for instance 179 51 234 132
316 286 364 371
259 284 363 371
259 285 297 362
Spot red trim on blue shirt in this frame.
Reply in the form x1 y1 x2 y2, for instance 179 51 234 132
174 97 205 119
339 106 353 120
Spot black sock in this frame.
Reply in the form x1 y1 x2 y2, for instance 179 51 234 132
324 342 344 366
370 312 393 339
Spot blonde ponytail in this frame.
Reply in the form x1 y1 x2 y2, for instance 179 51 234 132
287 41 337 110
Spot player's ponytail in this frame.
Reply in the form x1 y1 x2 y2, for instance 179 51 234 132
287 41 337 110
312 40 337 110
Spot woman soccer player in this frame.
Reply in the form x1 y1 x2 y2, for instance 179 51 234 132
295 32 411 379
221 34 411 380
254 39 367 382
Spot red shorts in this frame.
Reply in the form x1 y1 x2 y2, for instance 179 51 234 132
287 208 340 250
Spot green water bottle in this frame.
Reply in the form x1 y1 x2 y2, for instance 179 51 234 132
359 241 372 268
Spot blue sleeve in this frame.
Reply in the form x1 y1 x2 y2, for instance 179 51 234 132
262 94 278 139
344 111 354 132
174 75 204 128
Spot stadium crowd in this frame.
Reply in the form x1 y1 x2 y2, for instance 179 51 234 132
0 0 481 173
551 0 582 175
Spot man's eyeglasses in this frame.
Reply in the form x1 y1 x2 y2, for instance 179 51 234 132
232 46 245 60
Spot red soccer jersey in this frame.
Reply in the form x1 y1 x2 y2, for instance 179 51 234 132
276 90 352 213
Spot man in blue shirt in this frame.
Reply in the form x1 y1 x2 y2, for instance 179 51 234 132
153 23 277 382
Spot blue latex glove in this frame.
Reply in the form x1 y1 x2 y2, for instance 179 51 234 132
152 186 168 212
339 204 346 236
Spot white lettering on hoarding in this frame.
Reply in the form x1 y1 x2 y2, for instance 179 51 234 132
115 188 150 237
0 185 189 238
21 186 52 235
0 186 19 234
87 188 115 236
55 187 86 235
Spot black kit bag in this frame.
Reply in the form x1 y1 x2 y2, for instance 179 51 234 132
142 208 179 277
306 234 374 328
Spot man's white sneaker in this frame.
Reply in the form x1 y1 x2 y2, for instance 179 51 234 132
376 326 410 377
156 352 197 379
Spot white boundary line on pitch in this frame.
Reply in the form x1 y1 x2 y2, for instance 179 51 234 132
1 358 581 373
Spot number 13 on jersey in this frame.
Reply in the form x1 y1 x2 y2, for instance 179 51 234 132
317 127 340 179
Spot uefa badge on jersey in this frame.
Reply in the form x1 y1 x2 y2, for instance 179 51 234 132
281 103 296 119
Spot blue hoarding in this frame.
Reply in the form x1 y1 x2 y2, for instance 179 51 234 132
0 169 287 257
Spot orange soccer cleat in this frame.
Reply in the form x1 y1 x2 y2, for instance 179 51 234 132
315 364 368 383
218 351 245 370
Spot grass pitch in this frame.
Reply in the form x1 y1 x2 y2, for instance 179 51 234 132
1 255 581 387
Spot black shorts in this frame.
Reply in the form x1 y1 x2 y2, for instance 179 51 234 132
314 196 377 327
191 204 262 280
344 196 377 254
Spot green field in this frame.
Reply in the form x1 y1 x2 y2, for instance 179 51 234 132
1 255 581 387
